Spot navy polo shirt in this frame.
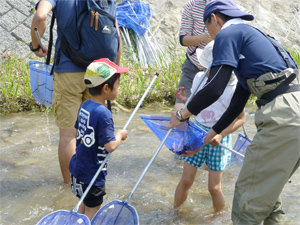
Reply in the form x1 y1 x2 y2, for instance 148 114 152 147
212 24 297 91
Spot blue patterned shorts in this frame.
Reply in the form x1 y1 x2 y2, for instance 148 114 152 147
181 121 232 171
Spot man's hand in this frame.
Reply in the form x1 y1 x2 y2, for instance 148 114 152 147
34 46 48 58
167 107 192 129
167 110 186 129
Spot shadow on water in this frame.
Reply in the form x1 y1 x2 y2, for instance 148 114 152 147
0 107 299 225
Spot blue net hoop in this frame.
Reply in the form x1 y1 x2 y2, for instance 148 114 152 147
232 133 252 163
91 200 139 225
117 1 151 35
29 60 53 107
140 115 206 155
36 210 90 225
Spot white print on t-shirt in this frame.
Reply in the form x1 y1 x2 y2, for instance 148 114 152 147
200 110 216 123
77 108 95 147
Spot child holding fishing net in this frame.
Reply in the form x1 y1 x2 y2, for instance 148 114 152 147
173 41 245 211
69 58 129 221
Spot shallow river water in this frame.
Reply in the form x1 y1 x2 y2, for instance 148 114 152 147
0 106 299 225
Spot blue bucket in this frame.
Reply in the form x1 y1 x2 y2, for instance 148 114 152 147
29 60 53 107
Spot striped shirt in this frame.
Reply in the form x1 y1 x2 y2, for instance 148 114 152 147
179 0 208 69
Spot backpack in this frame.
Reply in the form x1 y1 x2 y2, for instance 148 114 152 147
48 0 119 69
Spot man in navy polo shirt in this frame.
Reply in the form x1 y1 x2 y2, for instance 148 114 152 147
168 0 300 224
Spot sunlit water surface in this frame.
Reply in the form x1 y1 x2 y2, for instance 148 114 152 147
0 107 299 225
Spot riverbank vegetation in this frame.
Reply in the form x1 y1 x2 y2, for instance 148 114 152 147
1 46 299 115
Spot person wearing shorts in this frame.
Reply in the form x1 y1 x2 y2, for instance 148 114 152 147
69 59 128 220
71 174 106 208
173 41 245 211
185 121 231 172
30 0 122 184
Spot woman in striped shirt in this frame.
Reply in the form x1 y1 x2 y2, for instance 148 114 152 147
175 0 213 111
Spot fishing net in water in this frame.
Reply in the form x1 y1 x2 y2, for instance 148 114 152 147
140 115 206 155
29 60 53 107
36 210 90 225
91 200 138 225
117 0 151 35
231 133 252 163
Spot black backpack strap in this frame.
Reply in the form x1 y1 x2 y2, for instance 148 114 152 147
47 12 56 74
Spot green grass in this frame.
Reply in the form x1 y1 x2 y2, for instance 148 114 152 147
0 53 47 114
290 48 300 66
0 45 299 115
117 40 186 108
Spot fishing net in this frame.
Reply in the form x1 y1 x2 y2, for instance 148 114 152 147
231 133 252 163
29 60 53 107
117 0 151 35
140 115 206 155
36 210 90 225
91 200 138 225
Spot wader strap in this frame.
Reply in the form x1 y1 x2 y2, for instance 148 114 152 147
253 75 287 87
256 73 300 107
266 36 292 68
249 25 295 69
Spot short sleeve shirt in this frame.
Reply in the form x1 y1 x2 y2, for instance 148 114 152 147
212 24 297 91
39 0 86 73
69 100 116 186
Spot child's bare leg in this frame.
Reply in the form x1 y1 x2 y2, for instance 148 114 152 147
208 170 225 212
85 205 101 221
78 202 85 214
174 161 197 208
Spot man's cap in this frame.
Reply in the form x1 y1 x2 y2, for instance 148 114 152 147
84 58 129 88
203 0 254 23
196 41 214 69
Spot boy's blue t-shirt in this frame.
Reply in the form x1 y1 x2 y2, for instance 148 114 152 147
69 99 116 186
212 24 297 91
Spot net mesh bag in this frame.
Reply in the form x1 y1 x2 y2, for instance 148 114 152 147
140 115 206 155
29 60 53 107
37 210 90 225
232 133 252 163
91 200 138 225
117 1 151 35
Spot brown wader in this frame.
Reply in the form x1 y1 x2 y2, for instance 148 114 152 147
232 68 300 224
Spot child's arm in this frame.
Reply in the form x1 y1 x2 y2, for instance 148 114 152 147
209 109 246 146
104 129 128 153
